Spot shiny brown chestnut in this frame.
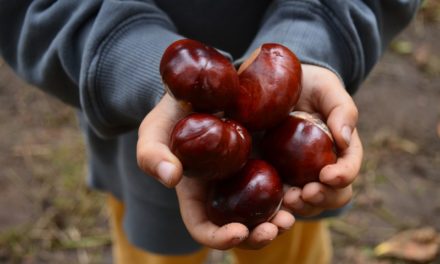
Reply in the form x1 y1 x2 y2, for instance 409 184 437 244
160 39 239 113
226 43 302 131
170 113 251 180
262 111 337 188
206 159 283 228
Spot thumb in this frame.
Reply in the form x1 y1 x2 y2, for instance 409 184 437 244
136 93 191 187
325 99 359 150
308 66 359 150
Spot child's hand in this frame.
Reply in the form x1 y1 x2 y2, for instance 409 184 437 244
282 65 363 217
137 93 294 250
136 64 362 248
176 176 294 250
137 93 188 188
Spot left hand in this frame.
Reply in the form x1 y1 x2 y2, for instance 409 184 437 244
282 64 363 217
176 176 295 250
137 93 295 250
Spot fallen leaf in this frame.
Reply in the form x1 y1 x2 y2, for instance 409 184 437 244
392 138 419 154
413 44 431 67
390 40 413 55
374 227 440 263
419 0 440 23
373 130 420 154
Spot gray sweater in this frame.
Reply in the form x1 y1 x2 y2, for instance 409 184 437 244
0 0 419 255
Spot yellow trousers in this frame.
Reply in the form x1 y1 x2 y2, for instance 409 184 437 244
108 195 332 264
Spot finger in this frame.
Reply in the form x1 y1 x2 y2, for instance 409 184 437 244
301 182 353 209
301 65 358 150
320 129 363 188
326 105 358 151
318 89 358 151
136 93 190 187
283 187 323 217
175 177 249 250
196 222 250 250
240 222 279 250
270 210 295 234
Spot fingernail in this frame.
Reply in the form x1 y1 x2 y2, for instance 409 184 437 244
156 161 176 187
232 236 246 243
309 192 324 204
341 126 352 146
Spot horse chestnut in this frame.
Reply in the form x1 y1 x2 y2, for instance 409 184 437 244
206 159 283 228
170 113 251 180
160 39 239 113
262 111 337 188
227 43 302 131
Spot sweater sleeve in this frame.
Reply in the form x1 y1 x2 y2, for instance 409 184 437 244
0 0 182 138
236 0 420 94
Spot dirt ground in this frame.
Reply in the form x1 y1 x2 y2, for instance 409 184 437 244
0 3 439 264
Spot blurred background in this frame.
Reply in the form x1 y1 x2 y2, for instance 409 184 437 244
0 1 439 263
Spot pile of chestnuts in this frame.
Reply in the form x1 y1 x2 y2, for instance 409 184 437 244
160 39 337 228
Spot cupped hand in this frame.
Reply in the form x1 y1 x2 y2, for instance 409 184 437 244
137 93 295 250
283 64 363 217
176 176 294 250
